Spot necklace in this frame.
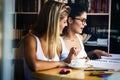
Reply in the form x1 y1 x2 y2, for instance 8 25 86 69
71 39 75 42
63 35 76 42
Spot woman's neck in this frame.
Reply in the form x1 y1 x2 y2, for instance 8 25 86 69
63 29 77 42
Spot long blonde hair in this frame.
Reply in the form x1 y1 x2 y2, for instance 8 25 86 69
32 1 70 59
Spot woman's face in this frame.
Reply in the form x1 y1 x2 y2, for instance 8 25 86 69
59 16 68 35
69 12 87 34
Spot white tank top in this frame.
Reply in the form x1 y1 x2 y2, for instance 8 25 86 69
24 35 59 80
60 34 87 60
34 35 59 61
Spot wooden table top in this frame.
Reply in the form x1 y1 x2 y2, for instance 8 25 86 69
31 67 107 80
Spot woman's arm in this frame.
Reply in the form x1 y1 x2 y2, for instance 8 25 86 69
23 34 66 72
87 49 112 59
81 34 111 59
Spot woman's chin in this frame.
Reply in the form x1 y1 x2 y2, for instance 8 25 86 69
77 31 82 34
60 32 62 35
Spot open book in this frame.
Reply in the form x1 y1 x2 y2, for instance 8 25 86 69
86 58 120 71
101 54 120 60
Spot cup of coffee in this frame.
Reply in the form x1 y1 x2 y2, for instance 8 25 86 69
70 58 85 67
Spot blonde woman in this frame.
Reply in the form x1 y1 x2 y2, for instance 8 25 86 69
22 1 70 80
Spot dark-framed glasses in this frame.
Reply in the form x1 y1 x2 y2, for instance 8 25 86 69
74 18 87 24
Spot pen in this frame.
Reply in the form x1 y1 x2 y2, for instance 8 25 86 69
89 71 112 77
84 69 109 71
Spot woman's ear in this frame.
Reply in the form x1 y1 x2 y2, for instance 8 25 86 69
68 17 73 24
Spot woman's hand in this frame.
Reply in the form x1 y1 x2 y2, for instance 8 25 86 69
58 61 67 67
64 47 79 63
94 50 112 58
69 47 79 58
87 49 112 59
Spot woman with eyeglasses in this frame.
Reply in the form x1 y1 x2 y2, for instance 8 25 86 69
59 4 88 63
60 3 111 63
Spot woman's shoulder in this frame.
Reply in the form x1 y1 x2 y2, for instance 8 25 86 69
23 33 36 44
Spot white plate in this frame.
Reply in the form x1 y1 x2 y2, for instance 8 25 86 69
67 64 89 69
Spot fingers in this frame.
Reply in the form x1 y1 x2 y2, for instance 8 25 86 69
101 51 112 57
71 47 78 56
67 47 78 60
94 50 112 57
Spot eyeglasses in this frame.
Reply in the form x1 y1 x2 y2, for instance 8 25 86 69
74 18 87 24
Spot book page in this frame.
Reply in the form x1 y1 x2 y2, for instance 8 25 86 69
86 59 120 71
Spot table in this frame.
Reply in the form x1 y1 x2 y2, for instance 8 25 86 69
31 68 106 80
